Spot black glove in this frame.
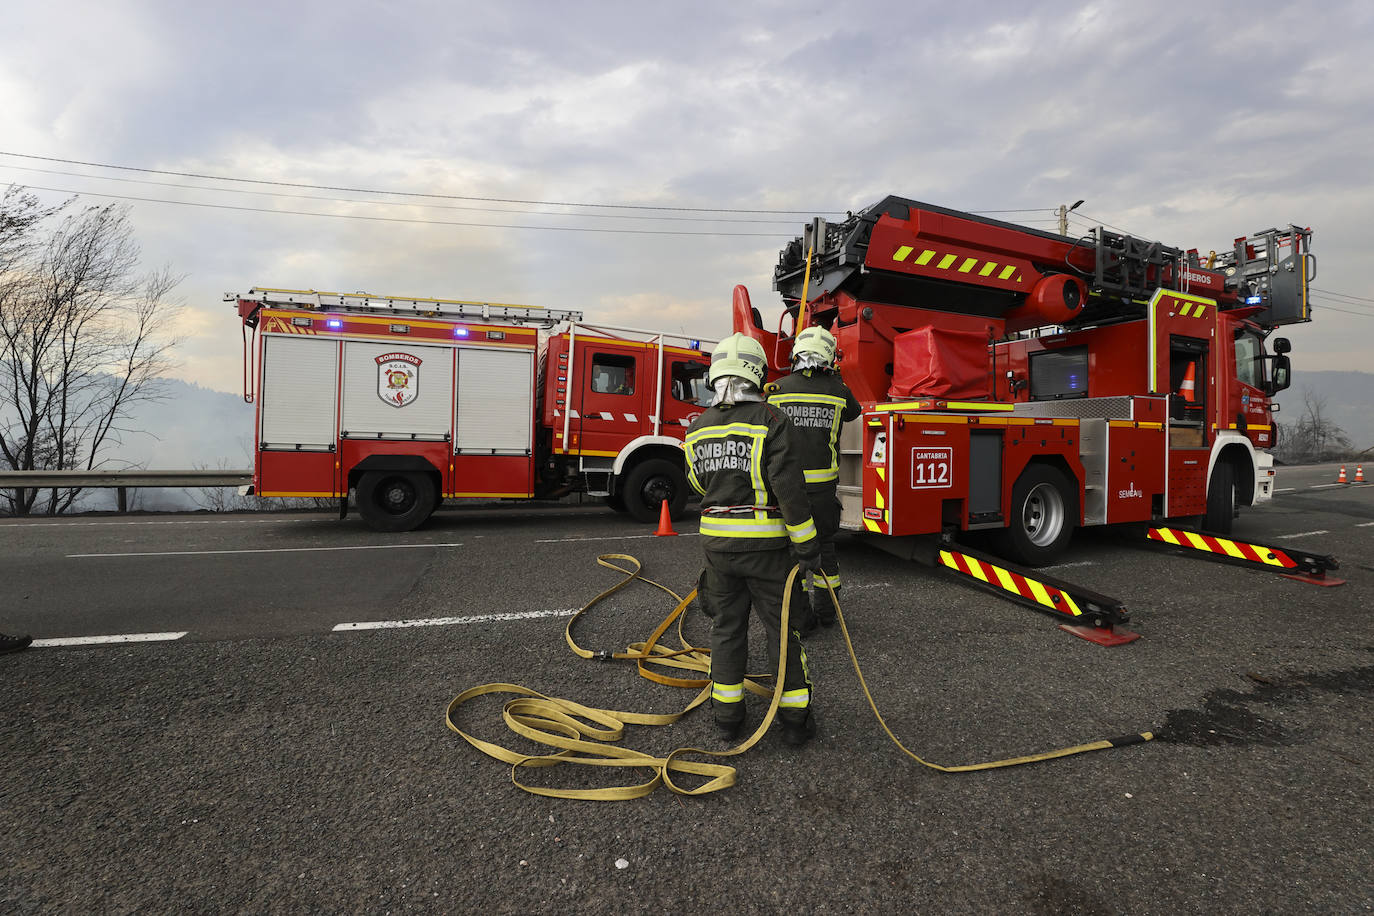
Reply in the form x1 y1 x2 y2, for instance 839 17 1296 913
793 545 821 580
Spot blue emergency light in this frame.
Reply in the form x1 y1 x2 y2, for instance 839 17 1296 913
454 327 470 338
326 319 343 329
1245 295 1263 305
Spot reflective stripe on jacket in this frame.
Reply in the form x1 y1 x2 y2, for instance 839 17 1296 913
684 401 816 552
766 370 862 489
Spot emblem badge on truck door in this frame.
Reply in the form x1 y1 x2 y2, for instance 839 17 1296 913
376 352 422 407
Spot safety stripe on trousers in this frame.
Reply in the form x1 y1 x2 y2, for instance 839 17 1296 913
1147 527 1298 568
938 550 1083 618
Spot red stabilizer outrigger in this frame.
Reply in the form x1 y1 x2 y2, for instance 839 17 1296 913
1144 526 1345 587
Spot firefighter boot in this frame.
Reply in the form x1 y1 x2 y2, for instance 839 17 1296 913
780 710 817 748
0 633 33 654
714 715 745 741
813 587 838 628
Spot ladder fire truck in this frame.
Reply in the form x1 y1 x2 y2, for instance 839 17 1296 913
232 288 713 531
734 195 1312 569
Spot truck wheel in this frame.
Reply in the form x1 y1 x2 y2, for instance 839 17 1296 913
621 458 688 524
1203 460 1237 535
356 471 437 532
997 464 1076 566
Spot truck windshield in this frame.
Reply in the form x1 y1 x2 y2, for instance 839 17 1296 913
1234 332 1265 390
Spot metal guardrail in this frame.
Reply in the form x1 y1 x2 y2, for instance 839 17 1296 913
0 470 252 488
0 470 253 513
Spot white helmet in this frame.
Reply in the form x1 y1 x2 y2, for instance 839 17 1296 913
792 326 837 371
708 333 768 388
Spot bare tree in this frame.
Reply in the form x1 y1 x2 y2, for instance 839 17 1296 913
1275 387 1352 464
0 190 183 515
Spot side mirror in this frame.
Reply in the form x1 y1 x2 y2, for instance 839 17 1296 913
1269 354 1292 394
1272 337 1291 354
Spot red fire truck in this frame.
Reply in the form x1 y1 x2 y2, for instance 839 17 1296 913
734 196 1311 565
232 288 714 531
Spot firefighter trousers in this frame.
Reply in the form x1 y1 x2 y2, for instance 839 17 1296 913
803 486 843 600
700 546 812 726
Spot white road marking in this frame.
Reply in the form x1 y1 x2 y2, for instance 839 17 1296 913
1273 530 1329 539
68 543 464 558
32 631 188 647
1356 522 1374 528
535 533 698 543
334 608 579 630
1310 484 1345 489
1274 488 1296 493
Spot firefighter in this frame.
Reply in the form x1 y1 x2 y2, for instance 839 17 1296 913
684 333 821 747
765 325 861 630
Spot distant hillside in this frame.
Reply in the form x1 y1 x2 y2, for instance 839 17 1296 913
81 380 255 511
1274 370 1374 459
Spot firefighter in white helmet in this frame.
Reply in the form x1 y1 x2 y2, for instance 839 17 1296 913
683 333 821 746
765 325 861 631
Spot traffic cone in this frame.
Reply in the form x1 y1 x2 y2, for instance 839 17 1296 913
1337 465 1348 484
654 499 678 536
1356 465 1365 484
1178 362 1197 403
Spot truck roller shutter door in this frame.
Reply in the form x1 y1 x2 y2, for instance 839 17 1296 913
455 348 534 454
261 336 338 449
341 341 454 439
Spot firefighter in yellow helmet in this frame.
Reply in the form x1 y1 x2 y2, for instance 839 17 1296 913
765 326 861 631
684 333 821 746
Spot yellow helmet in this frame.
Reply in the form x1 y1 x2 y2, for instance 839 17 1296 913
792 326 837 370
708 333 768 388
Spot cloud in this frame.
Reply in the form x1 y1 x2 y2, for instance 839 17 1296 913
0 0 1368 410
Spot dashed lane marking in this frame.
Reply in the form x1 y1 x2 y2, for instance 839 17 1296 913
1274 488 1296 493
1357 522 1374 528
0 518 316 529
33 632 188 648
1309 484 1346 490
1273 530 1329 539
67 543 464 558
535 533 699 543
334 608 579 630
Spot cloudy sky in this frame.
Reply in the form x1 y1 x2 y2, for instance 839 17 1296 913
2 0 1371 397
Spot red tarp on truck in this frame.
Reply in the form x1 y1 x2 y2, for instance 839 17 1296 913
887 326 989 399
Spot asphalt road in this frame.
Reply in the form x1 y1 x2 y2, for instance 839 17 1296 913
2 463 1371 914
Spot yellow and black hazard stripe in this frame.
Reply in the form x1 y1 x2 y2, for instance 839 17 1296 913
1145 526 1343 585
891 245 1029 288
1147 526 1295 568
935 544 1129 627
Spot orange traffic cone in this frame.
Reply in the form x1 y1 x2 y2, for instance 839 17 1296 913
1337 465 1348 484
1178 362 1197 403
654 499 678 536
1356 465 1366 484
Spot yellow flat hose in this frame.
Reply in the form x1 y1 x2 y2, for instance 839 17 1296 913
445 554 1153 799
812 584 1154 772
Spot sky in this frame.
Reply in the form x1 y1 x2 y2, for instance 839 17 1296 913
1 0 1372 398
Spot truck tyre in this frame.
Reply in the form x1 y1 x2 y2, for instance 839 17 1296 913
604 492 628 513
997 464 1076 566
356 470 437 532
621 458 688 524
1203 460 1237 535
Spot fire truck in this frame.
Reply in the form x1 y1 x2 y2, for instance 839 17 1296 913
231 288 714 531
734 196 1312 566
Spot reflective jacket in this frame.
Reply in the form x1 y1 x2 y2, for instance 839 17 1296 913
765 370 862 489
683 400 818 554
